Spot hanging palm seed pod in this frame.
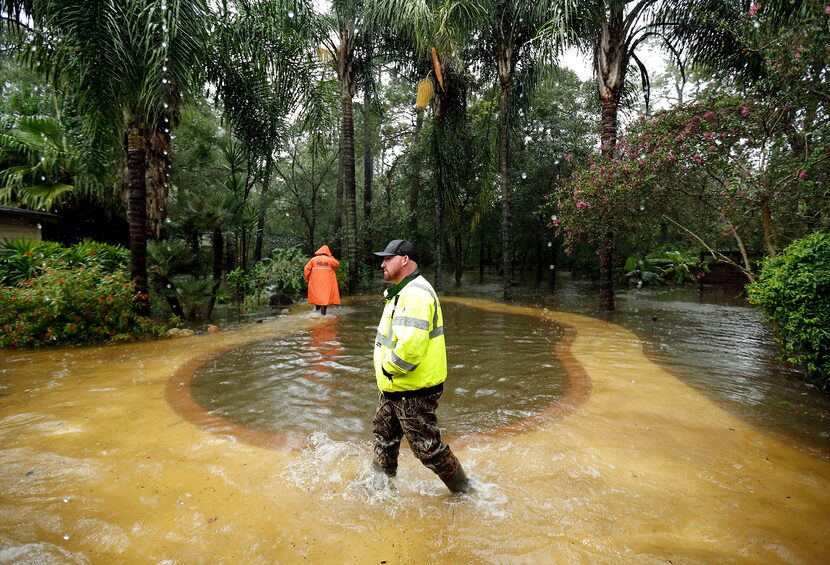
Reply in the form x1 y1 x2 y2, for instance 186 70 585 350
415 78 434 110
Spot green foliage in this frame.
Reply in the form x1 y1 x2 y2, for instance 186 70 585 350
650 250 700 285
624 257 665 286
0 238 127 286
0 264 162 348
748 232 830 387
227 247 309 309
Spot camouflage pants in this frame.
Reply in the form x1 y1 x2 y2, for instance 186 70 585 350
372 390 461 482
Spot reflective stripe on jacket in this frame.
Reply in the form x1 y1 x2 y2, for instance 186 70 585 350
373 273 447 393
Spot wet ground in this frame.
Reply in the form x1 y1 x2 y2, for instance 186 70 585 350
1 276 829 563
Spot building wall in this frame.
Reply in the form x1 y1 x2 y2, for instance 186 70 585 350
0 217 42 242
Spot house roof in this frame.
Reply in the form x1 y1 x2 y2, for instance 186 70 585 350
0 205 60 223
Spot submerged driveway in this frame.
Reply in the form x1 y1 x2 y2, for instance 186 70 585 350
1 296 829 562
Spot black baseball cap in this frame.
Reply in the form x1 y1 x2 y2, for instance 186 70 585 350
373 239 419 262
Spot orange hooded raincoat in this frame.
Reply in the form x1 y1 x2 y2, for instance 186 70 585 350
303 245 341 306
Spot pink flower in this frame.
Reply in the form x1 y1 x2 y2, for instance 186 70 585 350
798 170 808 180
703 111 715 120
794 47 803 58
748 2 761 16
825 5 830 15
740 106 750 117
576 199 588 209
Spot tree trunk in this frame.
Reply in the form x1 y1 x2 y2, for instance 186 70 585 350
363 99 374 265
499 80 513 301
454 232 462 288
126 125 150 316
409 109 423 235
595 6 627 312
339 31 358 295
333 138 343 258
254 153 273 263
206 226 224 321
760 197 776 257
145 127 170 240
596 94 622 312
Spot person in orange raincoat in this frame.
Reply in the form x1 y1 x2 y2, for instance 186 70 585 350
303 244 341 315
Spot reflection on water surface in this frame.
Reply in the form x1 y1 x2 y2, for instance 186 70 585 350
191 302 568 443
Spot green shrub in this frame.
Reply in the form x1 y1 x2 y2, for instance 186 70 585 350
748 232 830 388
0 238 128 286
0 264 162 348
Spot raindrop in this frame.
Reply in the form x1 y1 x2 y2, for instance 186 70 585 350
163 66 168 72
162 78 168 84
37 223 42 229
549 264 555 270
162 41 168 48
547 241 552 247
63 534 70 541
753 21 760 28
165 217 172 223
285 212 289 217
40 175 46 181
163 150 168 155
163 103 169 109
166 284 171 288
40 156 45 161
521 172 527 179
287 10 294 18
639 205 645 211
63 498 69 503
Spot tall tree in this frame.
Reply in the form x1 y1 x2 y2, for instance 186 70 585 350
210 0 317 267
479 0 573 299
367 0 482 291
561 0 662 310
7 0 209 315
321 0 363 293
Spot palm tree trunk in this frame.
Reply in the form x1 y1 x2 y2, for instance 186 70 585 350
409 109 423 235
145 127 170 240
333 135 343 258
127 125 150 316
341 76 358 294
499 81 513 301
363 99 374 265
598 98 619 312
254 153 273 263
206 226 224 320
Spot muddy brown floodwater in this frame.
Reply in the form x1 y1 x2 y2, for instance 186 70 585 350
1 295 829 563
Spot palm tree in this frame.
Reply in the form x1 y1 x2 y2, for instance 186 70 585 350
209 0 318 267
367 0 482 291
6 0 209 315
553 0 661 311
478 0 573 300
320 0 363 294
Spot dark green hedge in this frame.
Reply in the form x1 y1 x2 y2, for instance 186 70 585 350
748 232 830 389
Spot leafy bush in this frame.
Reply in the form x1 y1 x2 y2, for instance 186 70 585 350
0 264 162 348
0 238 128 285
748 232 830 388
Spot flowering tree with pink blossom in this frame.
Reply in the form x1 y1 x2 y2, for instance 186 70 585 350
548 0 830 283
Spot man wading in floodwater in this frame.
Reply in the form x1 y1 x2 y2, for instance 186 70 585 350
371 239 470 493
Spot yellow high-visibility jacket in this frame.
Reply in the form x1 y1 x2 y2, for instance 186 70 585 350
373 272 447 393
